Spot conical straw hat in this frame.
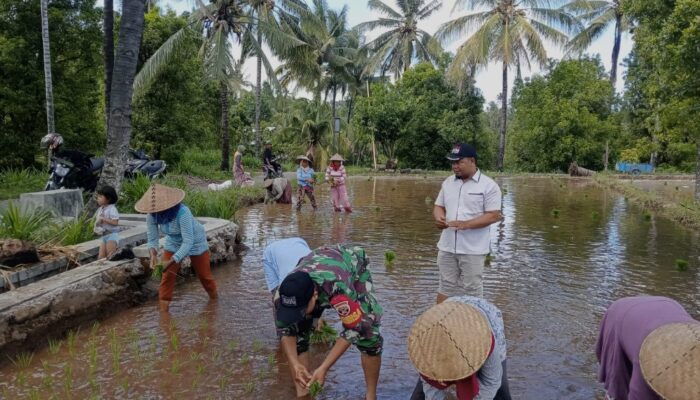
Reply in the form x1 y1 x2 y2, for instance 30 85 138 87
640 322 700 400
330 153 345 161
134 183 186 213
296 155 311 162
407 302 491 381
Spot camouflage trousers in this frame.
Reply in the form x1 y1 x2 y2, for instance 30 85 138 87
296 186 317 210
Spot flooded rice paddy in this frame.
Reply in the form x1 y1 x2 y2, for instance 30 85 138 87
1 176 698 399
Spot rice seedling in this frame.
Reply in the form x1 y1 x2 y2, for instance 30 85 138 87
109 328 123 374
676 259 689 271
211 349 222 362
384 250 396 266
42 372 54 389
170 331 179 352
90 321 100 337
267 353 276 369
551 209 560 218
374 206 381 212
171 358 181 373
16 371 26 386
502 188 508 195
591 211 600 219
243 380 255 393
240 353 250 365
309 381 323 398
28 388 41 400
191 377 200 389
643 211 652 221
152 263 164 280
87 340 98 369
120 378 129 393
199 317 209 331
190 352 203 362
196 364 206 375
218 376 227 391
149 332 158 354
484 255 495 266
66 329 79 357
424 196 433 204
227 340 238 352
48 338 63 354
9 351 34 369
251 339 264 353
310 324 338 345
63 363 73 391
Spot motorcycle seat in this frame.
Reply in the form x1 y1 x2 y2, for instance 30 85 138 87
90 157 104 171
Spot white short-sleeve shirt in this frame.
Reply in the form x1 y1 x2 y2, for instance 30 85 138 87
435 169 501 255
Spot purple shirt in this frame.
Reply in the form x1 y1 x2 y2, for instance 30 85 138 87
596 296 697 400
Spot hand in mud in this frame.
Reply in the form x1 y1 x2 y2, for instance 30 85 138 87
293 363 312 386
435 215 448 229
308 367 327 388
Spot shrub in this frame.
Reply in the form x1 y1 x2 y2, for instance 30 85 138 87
39 213 95 246
0 203 53 241
0 169 46 200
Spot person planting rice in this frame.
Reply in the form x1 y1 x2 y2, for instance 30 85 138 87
296 155 317 211
274 244 383 399
325 153 352 213
135 184 218 313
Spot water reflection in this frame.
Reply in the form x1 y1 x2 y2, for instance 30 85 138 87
1 176 698 400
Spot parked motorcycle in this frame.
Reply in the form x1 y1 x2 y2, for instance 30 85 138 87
44 149 167 192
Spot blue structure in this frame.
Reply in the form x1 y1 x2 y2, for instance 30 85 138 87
615 162 654 175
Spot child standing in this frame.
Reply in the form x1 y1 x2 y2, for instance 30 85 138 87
325 153 352 213
94 185 120 259
296 155 317 211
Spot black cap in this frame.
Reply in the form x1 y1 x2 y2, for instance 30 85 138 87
446 143 477 161
276 271 315 323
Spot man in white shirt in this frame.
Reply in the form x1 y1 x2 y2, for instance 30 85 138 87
433 143 502 302
263 237 312 292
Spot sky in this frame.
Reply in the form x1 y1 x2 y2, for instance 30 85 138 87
119 0 634 103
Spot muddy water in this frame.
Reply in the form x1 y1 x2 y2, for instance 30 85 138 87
1 176 699 400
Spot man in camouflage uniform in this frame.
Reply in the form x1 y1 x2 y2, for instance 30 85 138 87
275 244 383 399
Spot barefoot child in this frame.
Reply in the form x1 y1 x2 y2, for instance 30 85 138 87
325 153 352 213
94 185 120 259
296 155 317 211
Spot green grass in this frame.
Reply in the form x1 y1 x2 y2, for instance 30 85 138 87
0 202 54 241
173 148 232 181
676 259 689 271
310 324 338 345
38 213 95 245
8 352 34 369
384 250 396 266
0 169 45 200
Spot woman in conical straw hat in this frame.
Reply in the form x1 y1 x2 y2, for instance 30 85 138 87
408 297 511 400
296 155 317 211
597 296 699 400
325 153 352 213
135 184 218 312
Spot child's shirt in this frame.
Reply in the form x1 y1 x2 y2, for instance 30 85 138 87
297 167 315 188
325 164 347 186
94 204 120 234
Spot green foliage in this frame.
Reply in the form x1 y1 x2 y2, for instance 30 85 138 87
185 186 263 220
0 203 54 241
384 250 396 265
39 213 95 246
173 148 231 181
675 259 689 271
0 0 104 169
354 63 487 170
308 381 323 398
310 324 338 345
508 57 617 172
0 169 46 200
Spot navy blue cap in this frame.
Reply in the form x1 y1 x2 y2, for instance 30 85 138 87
446 143 477 161
276 271 315 323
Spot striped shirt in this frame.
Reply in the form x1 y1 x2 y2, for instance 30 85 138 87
325 164 347 185
146 205 208 263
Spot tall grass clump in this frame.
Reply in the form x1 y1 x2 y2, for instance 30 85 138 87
118 174 152 211
39 213 95 246
186 186 263 220
0 203 53 241
174 148 230 180
0 169 45 200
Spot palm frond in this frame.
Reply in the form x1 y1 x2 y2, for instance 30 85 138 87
354 18 401 33
526 18 570 48
516 19 549 66
564 11 611 54
367 0 403 19
417 0 443 19
133 26 195 97
560 0 611 15
435 11 494 43
528 7 583 34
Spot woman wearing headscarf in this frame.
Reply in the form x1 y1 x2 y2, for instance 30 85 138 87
135 184 218 312
233 145 253 187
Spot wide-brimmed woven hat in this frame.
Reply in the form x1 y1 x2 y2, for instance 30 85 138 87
407 302 491 381
330 153 345 162
263 179 274 188
134 183 186 213
296 155 311 162
640 322 700 400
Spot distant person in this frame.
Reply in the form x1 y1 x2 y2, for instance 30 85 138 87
233 145 254 187
264 177 293 204
263 141 281 177
408 297 511 400
274 244 383 399
94 185 120 259
596 296 700 400
325 153 352 213
296 155 316 211
135 184 218 313
433 143 502 300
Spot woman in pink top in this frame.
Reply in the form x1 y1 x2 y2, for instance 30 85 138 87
325 153 352 213
596 296 699 400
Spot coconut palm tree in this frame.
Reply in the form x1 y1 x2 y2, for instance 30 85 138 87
39 0 55 134
436 0 580 170
563 0 629 87
104 0 114 131
355 0 444 78
92 0 146 205
134 0 302 170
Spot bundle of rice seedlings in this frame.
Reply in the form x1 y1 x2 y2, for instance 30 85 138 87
152 263 164 280
310 324 337 345
309 381 323 398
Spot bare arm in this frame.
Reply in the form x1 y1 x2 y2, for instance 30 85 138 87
309 337 351 386
433 205 448 229
448 210 502 230
281 335 311 386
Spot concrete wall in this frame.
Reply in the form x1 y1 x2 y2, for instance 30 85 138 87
20 189 84 218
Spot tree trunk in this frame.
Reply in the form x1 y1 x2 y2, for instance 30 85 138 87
610 13 622 89
87 0 146 214
255 26 262 155
104 0 114 132
40 0 55 134
220 82 230 171
346 96 353 123
331 86 337 150
695 140 700 202
650 113 660 167
497 62 508 171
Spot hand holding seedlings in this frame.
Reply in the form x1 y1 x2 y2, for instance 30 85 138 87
308 381 323 398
